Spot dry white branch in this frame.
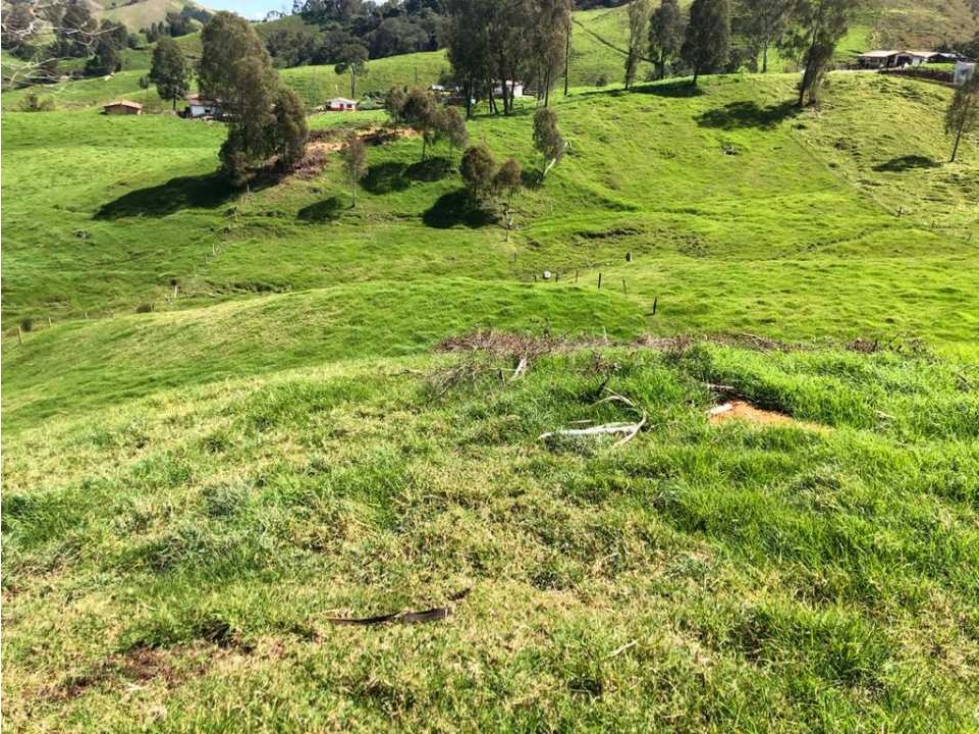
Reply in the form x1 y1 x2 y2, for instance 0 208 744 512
510 356 529 382
539 412 647 446
607 639 639 659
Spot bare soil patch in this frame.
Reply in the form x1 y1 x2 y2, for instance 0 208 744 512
708 400 828 431
293 126 419 179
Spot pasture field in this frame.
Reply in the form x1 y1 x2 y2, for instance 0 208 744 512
2 45 978 733
3 342 979 731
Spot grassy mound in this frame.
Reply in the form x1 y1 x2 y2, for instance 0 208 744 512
3 341 978 731
2 278 644 428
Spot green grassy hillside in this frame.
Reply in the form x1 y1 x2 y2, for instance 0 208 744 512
95 0 205 30
2 45 979 732
3 73 976 339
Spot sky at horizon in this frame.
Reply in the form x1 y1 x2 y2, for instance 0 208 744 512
206 0 292 20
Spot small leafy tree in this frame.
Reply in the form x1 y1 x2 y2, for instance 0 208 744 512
149 36 190 110
397 87 438 159
945 75 979 163
494 157 522 238
782 0 859 106
334 42 368 98
200 12 283 185
649 0 685 79
384 86 407 121
273 86 309 169
438 106 469 157
19 91 55 112
625 0 651 90
681 0 731 86
737 0 789 73
533 107 566 180
341 132 367 206
460 144 498 203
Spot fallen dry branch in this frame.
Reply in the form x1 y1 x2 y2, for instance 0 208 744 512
704 383 742 400
325 588 471 627
541 390 648 447
539 416 647 446
510 356 530 382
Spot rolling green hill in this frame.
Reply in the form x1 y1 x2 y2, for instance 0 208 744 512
2 73 975 337
94 0 207 30
2 21 979 732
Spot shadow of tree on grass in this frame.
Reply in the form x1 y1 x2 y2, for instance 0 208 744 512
94 172 240 219
298 196 345 222
633 80 705 98
422 189 498 229
696 100 799 130
872 155 941 172
362 162 410 194
406 156 454 182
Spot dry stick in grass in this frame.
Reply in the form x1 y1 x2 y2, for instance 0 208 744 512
540 391 648 447
326 588 472 627
607 639 639 659
510 356 529 381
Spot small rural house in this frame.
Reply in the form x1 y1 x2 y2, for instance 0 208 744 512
184 95 224 119
326 97 358 111
858 49 964 69
954 61 976 86
103 100 142 115
492 81 525 98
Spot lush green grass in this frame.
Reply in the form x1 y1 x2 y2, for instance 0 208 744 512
1 278 644 429
3 343 978 731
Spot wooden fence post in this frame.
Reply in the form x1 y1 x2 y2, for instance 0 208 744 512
17 326 22 345
598 273 602 290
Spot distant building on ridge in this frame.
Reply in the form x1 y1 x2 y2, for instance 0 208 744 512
102 100 143 115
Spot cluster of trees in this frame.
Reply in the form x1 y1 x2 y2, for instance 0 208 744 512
198 12 309 185
442 0 574 117
456 108 564 234
460 145 522 210
384 86 469 159
622 0 860 104
84 17 130 76
265 0 441 68
143 10 205 43
2 0 136 82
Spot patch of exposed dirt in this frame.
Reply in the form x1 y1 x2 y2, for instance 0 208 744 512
576 226 642 240
43 646 195 702
293 126 418 179
708 400 827 431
